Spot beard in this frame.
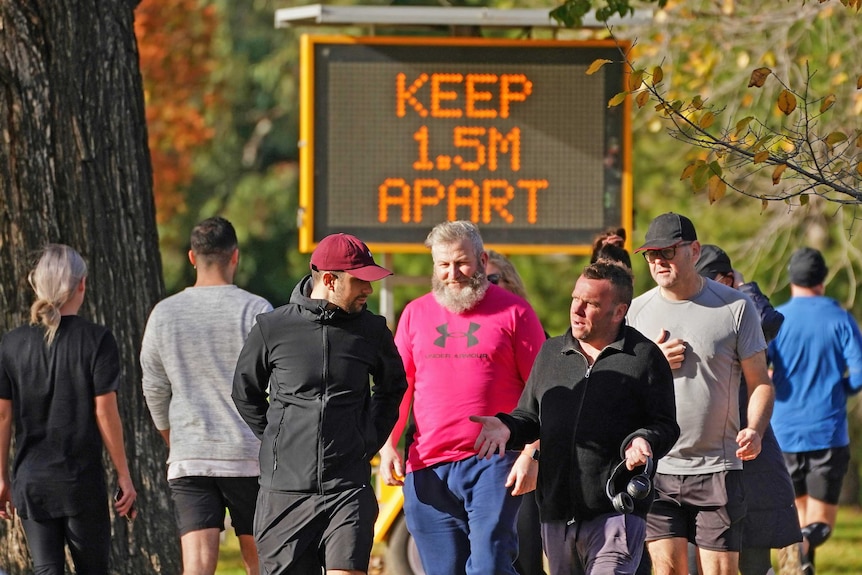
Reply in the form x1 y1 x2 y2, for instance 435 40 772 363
432 271 489 314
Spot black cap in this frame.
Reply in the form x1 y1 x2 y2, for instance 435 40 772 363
635 212 698 252
695 244 733 280
788 247 827 287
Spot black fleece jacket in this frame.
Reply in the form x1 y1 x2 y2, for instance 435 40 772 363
232 275 407 493
497 324 679 522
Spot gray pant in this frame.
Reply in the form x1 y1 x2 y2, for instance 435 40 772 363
542 513 646 575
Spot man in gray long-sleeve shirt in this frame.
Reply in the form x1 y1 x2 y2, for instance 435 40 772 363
141 216 272 575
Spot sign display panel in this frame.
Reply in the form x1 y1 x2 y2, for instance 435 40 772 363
299 35 631 254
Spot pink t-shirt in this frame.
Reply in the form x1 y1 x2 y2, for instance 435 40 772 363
394 285 546 472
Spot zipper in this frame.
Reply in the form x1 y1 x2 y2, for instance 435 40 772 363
318 324 328 494
272 409 285 473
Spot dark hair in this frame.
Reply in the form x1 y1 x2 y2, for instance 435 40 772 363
591 227 626 254
582 260 634 307
190 217 238 267
590 243 632 269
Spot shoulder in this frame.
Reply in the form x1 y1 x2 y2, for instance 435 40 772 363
628 286 661 316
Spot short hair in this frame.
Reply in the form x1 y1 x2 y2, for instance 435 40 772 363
190 216 237 267
590 244 632 270
582 260 634 307
486 250 528 299
424 220 484 260
28 244 88 346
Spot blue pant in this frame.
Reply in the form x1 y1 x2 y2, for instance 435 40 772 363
403 453 521 575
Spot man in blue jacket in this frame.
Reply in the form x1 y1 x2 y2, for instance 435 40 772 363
232 233 408 575
472 261 679 574
768 247 862 575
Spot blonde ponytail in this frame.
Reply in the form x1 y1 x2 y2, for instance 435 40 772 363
28 244 88 346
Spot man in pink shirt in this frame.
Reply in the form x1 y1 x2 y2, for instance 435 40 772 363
379 220 546 575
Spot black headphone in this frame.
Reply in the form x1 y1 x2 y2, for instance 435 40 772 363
605 456 654 514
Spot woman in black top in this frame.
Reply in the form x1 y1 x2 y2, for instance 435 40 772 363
0 244 137 575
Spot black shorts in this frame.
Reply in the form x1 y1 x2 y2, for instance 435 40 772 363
168 475 259 537
254 486 378 573
783 446 850 504
646 471 745 552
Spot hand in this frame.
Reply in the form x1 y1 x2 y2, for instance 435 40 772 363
470 415 511 459
379 442 405 486
0 478 14 520
623 437 653 471
506 451 538 496
655 329 686 370
736 427 762 460
114 475 137 520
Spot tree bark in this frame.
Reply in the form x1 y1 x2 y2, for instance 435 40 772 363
0 0 180 573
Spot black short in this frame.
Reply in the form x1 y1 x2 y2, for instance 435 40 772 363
254 486 378 573
168 476 259 536
646 471 745 552
783 447 850 504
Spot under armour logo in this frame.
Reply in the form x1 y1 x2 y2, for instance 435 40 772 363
434 323 480 348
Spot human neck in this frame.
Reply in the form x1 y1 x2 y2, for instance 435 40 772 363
194 266 234 287
660 274 704 302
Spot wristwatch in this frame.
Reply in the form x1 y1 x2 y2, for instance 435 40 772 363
531 448 540 462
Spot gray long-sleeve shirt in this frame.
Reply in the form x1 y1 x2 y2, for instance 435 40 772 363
141 285 272 478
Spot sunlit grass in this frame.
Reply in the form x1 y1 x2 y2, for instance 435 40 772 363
216 506 862 574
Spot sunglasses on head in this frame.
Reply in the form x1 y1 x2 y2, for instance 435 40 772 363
487 273 501 285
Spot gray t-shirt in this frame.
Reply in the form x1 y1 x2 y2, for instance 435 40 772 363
628 279 766 474
141 285 272 479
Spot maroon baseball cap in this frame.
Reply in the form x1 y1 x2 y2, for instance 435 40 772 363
310 233 392 281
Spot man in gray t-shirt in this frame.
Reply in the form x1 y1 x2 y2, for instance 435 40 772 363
627 213 774 575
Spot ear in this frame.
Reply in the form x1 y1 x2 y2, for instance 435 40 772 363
231 248 239 266
323 271 338 290
79 276 87 293
480 251 489 268
613 302 629 323
188 250 196 267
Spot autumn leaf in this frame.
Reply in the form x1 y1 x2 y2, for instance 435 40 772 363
857 162 862 176
820 94 837 113
800 194 809 206
735 116 754 137
628 70 644 91
608 92 628 107
699 111 715 129
692 95 704 110
748 67 772 88
761 197 769 214
636 91 650 108
856 134 862 148
754 150 770 163
825 131 848 151
708 176 726 204
777 90 797 115
680 162 700 180
587 59 613 75
857 74 862 90
692 164 710 190
652 66 664 85
772 164 787 185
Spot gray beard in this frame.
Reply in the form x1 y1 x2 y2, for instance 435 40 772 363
432 273 488 314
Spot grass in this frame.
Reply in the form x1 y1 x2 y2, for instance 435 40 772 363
215 505 862 574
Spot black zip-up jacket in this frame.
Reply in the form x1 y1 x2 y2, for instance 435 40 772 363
232 275 407 493
497 324 679 521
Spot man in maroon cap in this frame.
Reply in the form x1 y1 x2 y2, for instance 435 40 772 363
232 233 408 575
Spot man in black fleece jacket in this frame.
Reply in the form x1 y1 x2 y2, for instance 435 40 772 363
472 261 679 575
232 233 407 575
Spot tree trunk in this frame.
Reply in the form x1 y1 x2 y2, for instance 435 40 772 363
0 1 181 573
